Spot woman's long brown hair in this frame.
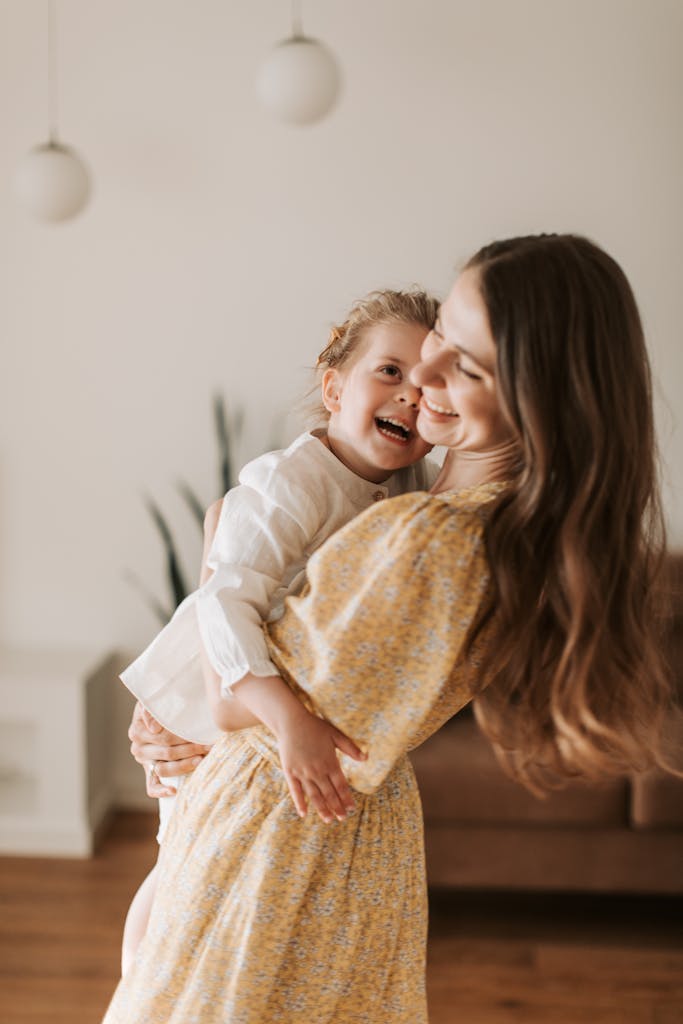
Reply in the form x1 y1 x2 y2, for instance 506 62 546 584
466 234 677 791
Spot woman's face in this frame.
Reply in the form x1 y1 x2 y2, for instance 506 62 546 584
410 268 515 452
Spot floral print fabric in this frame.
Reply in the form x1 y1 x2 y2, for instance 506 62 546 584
102 483 502 1024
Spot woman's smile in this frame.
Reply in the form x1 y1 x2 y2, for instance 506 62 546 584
410 269 515 455
421 396 458 418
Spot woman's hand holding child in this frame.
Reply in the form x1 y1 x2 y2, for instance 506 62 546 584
128 701 212 798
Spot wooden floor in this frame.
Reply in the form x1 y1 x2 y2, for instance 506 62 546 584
1 812 682 1023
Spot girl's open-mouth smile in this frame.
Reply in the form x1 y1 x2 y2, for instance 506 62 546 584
374 416 413 444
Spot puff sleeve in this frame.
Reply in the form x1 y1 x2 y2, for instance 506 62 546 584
266 489 497 794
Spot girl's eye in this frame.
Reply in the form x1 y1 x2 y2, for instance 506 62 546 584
379 365 401 378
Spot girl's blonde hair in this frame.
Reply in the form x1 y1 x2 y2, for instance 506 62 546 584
308 288 439 424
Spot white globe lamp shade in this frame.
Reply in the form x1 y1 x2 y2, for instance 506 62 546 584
257 37 340 125
13 141 90 222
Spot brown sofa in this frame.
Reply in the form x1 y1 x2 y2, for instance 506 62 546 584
410 554 683 894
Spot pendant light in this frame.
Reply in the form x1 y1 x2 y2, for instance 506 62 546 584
256 0 341 125
13 0 91 222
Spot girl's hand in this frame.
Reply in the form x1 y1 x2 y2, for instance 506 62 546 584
229 673 366 823
128 702 213 797
276 708 366 824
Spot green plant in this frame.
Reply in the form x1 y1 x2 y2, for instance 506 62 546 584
127 395 243 625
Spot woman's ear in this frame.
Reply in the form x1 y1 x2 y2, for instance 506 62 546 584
321 368 343 414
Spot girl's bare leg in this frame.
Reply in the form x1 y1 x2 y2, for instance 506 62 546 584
121 864 158 976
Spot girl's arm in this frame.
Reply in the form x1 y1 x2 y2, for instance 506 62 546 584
230 672 365 823
196 469 322 702
200 499 261 732
200 498 365 822
122 448 326 752
202 647 262 732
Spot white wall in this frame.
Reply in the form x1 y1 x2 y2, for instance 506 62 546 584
1 0 681 768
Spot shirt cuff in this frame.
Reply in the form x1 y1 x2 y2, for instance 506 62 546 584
219 659 281 698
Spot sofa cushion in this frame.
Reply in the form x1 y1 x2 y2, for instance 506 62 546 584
422 824 683 892
410 715 628 827
631 768 683 828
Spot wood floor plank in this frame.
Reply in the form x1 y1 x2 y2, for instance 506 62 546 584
427 995 657 1024
1 811 681 1024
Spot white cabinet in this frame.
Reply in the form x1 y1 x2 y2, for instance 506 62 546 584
0 649 121 856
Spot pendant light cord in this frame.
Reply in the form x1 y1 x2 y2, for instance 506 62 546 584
291 0 303 39
47 0 59 143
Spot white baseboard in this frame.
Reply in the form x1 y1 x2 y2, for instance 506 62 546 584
0 816 94 857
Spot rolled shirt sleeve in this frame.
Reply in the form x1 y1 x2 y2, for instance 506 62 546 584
196 475 321 693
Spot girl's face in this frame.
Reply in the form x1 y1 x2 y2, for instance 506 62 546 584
323 321 434 483
410 269 514 452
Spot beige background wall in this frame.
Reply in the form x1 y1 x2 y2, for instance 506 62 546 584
1 0 681 800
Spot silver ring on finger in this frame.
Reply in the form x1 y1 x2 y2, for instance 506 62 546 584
147 760 161 785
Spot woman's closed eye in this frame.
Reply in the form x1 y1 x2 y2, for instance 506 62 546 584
460 365 482 381
454 355 482 381
432 328 484 382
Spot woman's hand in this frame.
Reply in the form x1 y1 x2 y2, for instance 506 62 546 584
128 702 213 798
277 706 366 824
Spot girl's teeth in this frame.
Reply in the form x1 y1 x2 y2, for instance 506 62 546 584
376 417 411 441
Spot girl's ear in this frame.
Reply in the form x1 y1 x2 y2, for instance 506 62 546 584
321 368 343 414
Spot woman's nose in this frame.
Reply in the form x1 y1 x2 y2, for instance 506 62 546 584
410 359 436 390
411 343 447 390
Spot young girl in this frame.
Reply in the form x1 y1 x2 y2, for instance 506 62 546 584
119 287 440 973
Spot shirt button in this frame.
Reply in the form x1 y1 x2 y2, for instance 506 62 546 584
372 490 385 501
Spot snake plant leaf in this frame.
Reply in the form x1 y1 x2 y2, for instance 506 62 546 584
145 496 189 611
177 480 205 531
129 394 251 621
213 394 242 494
123 569 173 626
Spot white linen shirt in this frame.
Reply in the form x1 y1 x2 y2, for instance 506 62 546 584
121 431 438 744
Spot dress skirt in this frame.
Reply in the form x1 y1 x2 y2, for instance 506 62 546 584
102 727 429 1024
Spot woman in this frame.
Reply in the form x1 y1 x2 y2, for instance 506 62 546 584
115 234 674 1024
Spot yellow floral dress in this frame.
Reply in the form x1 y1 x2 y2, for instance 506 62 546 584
102 484 503 1024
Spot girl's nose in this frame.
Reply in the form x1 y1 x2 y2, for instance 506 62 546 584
396 379 421 408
